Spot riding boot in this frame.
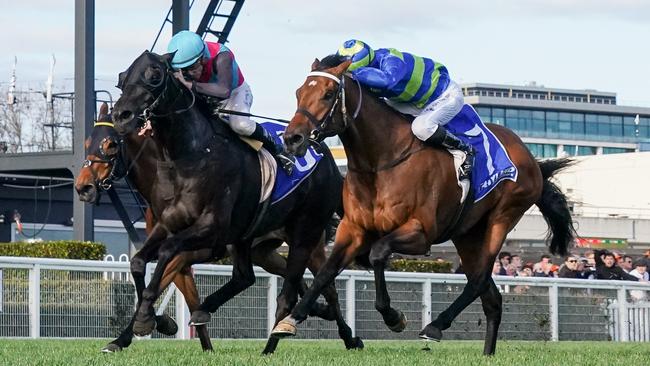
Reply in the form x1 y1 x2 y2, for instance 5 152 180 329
425 125 475 182
250 124 295 175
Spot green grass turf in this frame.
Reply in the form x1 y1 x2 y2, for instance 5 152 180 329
0 339 648 366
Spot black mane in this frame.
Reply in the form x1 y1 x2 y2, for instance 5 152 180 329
317 54 348 70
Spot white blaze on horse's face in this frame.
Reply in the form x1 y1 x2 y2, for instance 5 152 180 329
308 80 318 87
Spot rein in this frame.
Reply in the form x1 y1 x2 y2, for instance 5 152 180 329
304 70 427 175
141 70 196 122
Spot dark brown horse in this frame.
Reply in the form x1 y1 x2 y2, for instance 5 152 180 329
272 55 576 355
107 51 362 354
75 103 359 353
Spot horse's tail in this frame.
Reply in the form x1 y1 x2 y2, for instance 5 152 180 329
535 158 576 256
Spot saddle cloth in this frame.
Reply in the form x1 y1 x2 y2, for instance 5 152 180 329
255 121 324 204
445 104 518 202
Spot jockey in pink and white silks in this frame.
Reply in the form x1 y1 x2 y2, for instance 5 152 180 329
337 39 475 182
167 31 295 174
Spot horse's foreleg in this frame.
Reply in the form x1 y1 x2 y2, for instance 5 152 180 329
370 219 428 333
271 220 366 337
102 224 168 352
252 240 330 319
306 243 363 350
133 231 196 336
190 241 255 325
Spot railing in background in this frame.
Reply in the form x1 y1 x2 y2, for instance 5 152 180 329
0 256 649 342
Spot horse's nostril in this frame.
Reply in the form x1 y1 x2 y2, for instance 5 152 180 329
79 184 94 195
287 134 305 147
118 110 134 121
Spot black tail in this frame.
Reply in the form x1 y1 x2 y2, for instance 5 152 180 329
536 158 576 256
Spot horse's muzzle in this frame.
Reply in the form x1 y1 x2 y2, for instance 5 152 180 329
76 183 97 204
284 132 307 157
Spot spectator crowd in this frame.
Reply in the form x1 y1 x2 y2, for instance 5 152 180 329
482 250 650 283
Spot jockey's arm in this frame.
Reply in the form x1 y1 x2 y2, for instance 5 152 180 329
194 53 233 99
351 54 407 89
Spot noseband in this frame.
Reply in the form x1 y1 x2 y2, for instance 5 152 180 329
83 122 148 190
83 122 128 190
296 71 362 143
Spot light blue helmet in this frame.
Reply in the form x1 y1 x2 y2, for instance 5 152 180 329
167 31 210 70
337 39 375 71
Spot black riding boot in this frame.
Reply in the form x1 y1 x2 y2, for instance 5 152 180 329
425 126 475 181
250 124 295 175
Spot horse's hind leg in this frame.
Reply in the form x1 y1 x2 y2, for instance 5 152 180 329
479 278 502 355
272 220 367 337
262 238 316 354
251 239 330 318
420 218 509 355
190 240 255 325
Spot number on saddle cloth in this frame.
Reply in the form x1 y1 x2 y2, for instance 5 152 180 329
445 105 518 202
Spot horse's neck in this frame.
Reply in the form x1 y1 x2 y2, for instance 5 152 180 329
340 82 417 171
123 134 158 202
155 108 217 161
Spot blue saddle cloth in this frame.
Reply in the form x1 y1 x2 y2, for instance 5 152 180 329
260 121 324 204
445 105 518 202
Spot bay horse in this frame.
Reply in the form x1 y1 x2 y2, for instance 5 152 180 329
272 55 576 355
109 51 362 354
75 103 357 353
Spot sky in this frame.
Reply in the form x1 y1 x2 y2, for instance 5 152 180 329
2 0 650 119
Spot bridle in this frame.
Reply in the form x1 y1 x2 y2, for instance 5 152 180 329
118 55 196 124
139 66 196 122
296 71 362 144
83 121 149 190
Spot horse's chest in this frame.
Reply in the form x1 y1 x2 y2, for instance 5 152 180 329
347 187 413 233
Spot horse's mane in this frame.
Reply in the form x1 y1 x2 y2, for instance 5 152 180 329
316 54 348 71
315 54 415 123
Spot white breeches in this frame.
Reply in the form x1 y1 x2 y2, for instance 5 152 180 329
386 80 464 141
219 81 255 136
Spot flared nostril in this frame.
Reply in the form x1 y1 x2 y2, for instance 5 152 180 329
286 134 305 147
118 110 134 121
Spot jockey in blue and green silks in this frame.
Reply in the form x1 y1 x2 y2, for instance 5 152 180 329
337 39 475 183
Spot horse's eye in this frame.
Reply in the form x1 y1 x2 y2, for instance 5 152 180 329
104 140 119 156
323 91 335 100
145 67 162 83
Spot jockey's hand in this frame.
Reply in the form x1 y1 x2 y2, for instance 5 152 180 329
173 71 193 90
138 120 154 137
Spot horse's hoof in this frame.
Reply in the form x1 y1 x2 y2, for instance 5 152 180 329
387 311 407 333
189 310 211 326
419 324 443 342
155 314 178 336
346 336 364 350
271 316 297 337
101 343 122 353
133 317 156 337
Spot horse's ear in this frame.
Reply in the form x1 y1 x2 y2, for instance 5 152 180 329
116 70 128 89
311 58 321 71
332 59 352 76
99 102 109 118
161 51 176 68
